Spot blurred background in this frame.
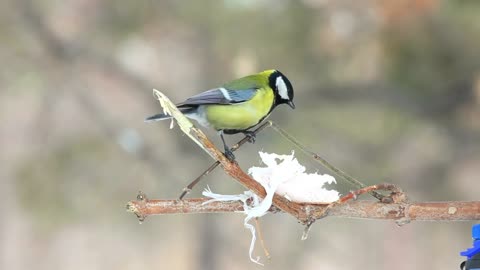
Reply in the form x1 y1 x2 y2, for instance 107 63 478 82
1 0 479 269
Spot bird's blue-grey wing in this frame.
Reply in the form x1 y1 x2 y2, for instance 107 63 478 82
176 88 257 107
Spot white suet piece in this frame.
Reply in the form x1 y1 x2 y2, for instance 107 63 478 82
249 151 340 203
202 152 339 265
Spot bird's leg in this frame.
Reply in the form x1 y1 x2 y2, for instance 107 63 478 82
242 130 256 143
219 131 235 161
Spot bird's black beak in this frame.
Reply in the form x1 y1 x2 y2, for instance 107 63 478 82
287 101 295 109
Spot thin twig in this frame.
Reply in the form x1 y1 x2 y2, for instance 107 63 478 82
268 122 385 201
310 183 406 222
255 218 271 260
179 121 271 199
301 183 403 239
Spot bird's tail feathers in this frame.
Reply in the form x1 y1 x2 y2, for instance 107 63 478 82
144 107 196 123
144 113 172 122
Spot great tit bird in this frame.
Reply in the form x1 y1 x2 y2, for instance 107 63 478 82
145 69 295 161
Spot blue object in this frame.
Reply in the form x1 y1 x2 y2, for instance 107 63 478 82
461 224 480 259
473 225 480 240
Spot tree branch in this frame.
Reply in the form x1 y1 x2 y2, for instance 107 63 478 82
127 192 480 222
152 91 312 222
129 91 480 225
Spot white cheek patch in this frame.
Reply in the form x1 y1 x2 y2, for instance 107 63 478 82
276 77 289 100
219 87 232 100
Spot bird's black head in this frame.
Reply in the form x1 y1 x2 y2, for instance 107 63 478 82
268 70 295 109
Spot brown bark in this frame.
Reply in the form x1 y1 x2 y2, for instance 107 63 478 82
127 193 480 223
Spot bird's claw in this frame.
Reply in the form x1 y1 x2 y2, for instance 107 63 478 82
243 131 256 143
224 149 236 162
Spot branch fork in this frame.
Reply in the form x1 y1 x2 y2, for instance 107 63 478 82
127 90 480 225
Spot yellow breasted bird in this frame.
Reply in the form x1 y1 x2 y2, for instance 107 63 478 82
145 69 294 160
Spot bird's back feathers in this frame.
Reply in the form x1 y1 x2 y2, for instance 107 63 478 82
176 88 257 107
